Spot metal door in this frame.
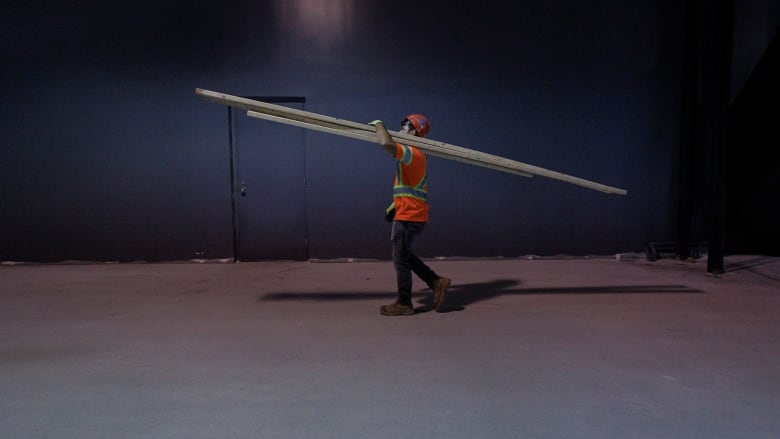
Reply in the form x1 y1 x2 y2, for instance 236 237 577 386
230 99 307 260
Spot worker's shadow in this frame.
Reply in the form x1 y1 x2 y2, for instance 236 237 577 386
414 279 518 313
420 279 703 313
261 279 702 314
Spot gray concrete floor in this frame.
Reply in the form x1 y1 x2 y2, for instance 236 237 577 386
1 255 779 439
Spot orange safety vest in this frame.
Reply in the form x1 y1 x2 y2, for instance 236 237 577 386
389 143 428 222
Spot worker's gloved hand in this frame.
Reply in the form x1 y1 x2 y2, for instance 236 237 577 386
368 120 383 126
385 202 396 222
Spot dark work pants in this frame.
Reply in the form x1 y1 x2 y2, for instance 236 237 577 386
391 220 439 305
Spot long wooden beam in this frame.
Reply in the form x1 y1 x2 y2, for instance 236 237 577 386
196 88 628 195
244 110 537 179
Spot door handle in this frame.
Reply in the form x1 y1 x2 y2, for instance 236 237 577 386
239 181 247 196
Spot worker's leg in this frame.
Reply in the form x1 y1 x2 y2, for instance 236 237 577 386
409 254 438 288
391 220 425 305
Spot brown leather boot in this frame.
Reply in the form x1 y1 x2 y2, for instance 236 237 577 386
380 302 415 316
432 277 451 312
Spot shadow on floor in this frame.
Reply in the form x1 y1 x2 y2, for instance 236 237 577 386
260 279 703 313
724 255 780 273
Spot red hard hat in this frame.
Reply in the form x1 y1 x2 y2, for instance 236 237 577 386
403 113 430 138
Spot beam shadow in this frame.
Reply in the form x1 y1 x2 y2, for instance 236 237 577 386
724 256 779 273
259 279 703 313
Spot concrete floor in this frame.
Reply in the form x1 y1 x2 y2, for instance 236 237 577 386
1 255 779 438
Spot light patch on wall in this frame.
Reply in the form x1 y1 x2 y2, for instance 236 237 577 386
273 0 356 48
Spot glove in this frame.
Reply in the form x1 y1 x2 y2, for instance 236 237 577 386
368 120 383 126
385 202 396 222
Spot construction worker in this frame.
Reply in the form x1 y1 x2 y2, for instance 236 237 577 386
370 116 451 316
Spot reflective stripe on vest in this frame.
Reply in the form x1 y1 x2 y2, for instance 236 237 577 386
399 144 414 165
394 160 428 201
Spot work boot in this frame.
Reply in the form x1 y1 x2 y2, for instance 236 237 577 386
380 302 415 316
432 277 451 312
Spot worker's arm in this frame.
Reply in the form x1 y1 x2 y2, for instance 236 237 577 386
370 120 398 157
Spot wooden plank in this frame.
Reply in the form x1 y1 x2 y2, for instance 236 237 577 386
246 110 536 178
197 88 627 195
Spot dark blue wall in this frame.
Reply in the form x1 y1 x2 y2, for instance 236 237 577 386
0 1 772 262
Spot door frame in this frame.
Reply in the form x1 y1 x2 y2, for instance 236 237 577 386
226 96 307 261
